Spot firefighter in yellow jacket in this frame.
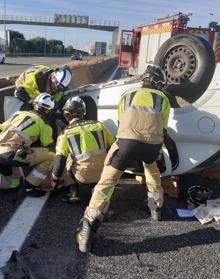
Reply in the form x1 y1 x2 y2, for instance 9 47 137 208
15 65 73 138
51 96 115 203
76 65 171 253
15 65 72 110
0 93 55 197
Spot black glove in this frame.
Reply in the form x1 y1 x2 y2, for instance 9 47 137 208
14 87 31 103
17 143 33 159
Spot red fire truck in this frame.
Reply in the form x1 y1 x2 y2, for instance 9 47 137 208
118 12 220 102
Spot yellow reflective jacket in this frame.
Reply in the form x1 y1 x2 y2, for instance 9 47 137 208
0 110 53 147
15 65 64 106
117 87 171 144
15 65 53 99
56 120 114 158
53 119 115 182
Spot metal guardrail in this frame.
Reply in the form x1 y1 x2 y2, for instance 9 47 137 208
5 53 72 57
5 53 112 58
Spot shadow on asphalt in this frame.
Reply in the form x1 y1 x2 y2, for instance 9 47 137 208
3 63 32 66
92 226 220 257
9 181 220 278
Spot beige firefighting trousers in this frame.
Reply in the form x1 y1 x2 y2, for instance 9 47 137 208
85 146 163 222
13 147 55 187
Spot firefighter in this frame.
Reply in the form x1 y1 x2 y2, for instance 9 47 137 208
15 65 72 110
76 65 171 253
50 96 115 203
14 65 72 138
0 93 55 197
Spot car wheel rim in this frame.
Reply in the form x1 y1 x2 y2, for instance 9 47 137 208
162 45 196 84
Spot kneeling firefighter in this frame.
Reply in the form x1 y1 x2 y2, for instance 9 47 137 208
51 96 115 202
0 93 55 197
76 65 171 253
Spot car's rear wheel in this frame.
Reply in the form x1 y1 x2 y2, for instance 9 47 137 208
154 34 216 103
1 57 5 64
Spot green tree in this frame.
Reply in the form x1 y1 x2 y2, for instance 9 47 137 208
28 37 46 53
9 38 27 53
47 39 64 54
65 45 75 54
8 30 25 52
9 30 25 42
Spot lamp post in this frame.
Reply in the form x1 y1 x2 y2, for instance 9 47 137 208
4 0 7 49
63 28 66 55
44 26 47 56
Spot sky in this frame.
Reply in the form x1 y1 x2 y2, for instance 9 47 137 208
0 0 219 51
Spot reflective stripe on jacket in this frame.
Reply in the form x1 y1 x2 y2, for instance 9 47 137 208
56 120 115 159
53 119 115 182
0 110 53 147
117 87 171 144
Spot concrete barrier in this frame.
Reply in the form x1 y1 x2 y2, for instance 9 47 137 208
0 57 117 122
67 57 117 87
0 57 118 89
0 76 17 89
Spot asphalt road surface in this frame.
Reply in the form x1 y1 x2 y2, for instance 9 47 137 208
1 179 220 279
0 56 96 78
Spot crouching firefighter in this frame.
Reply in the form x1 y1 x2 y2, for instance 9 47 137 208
76 65 171 253
0 93 55 197
14 65 72 110
14 65 73 138
51 96 115 202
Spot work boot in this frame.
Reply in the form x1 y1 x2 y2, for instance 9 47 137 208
76 218 95 253
62 184 80 203
150 207 162 221
16 180 46 199
147 191 164 221
25 187 46 197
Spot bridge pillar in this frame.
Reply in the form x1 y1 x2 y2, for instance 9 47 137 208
111 28 119 55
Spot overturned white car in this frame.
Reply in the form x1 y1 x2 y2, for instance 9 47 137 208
3 34 220 177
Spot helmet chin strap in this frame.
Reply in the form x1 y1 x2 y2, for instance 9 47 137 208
49 75 59 94
34 106 50 117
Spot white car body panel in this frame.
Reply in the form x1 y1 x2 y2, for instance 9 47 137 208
4 64 220 176
68 63 220 176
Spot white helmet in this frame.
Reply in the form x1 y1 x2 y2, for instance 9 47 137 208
51 68 72 91
33 93 55 110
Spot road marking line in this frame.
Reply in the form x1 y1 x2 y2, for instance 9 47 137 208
0 194 49 269
108 66 118 81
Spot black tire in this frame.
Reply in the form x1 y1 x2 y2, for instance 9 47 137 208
154 34 215 103
1 57 5 64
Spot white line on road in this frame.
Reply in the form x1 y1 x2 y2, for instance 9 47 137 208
0 194 49 269
108 66 118 81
